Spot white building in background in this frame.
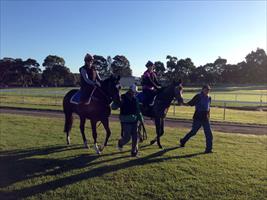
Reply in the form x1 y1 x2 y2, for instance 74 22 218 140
120 76 141 88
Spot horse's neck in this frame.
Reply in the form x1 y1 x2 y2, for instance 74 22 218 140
95 83 112 104
156 86 174 108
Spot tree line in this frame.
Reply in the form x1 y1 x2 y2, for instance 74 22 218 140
0 55 132 87
0 48 266 87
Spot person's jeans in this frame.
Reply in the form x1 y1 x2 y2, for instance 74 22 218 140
181 119 213 151
142 89 157 106
80 86 94 102
118 122 138 154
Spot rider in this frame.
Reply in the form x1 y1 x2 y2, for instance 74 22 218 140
79 53 101 104
141 61 161 108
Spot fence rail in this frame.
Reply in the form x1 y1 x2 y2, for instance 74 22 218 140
1 90 267 124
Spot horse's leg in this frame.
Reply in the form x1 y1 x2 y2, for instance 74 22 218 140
79 116 88 148
150 118 158 145
120 122 124 138
99 118 111 152
155 117 163 149
160 118 164 137
91 120 101 154
63 101 74 145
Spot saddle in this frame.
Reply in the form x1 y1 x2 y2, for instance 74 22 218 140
136 92 157 106
70 87 97 105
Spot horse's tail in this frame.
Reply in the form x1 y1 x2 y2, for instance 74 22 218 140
63 89 78 133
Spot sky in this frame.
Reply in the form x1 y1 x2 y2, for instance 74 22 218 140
0 0 266 76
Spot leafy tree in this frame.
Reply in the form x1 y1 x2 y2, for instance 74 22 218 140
0 58 16 86
93 55 111 78
176 58 196 83
21 58 41 87
154 61 166 81
190 66 207 85
42 64 70 86
111 55 132 77
0 57 40 87
64 73 77 86
42 55 65 68
244 48 267 83
221 64 240 84
165 55 178 83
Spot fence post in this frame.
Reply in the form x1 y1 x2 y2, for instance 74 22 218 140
22 90 25 104
223 102 226 120
173 100 176 116
55 92 57 105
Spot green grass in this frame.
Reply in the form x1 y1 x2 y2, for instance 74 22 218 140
1 86 267 125
0 114 266 200
1 87 267 102
1 102 266 125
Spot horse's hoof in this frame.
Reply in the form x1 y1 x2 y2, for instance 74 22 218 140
94 144 101 155
150 140 156 145
67 136 71 145
158 145 163 149
98 145 104 152
84 141 89 149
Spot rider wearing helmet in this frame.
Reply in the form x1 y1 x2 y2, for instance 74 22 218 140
79 53 101 104
141 61 161 107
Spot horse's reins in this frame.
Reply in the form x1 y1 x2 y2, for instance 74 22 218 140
94 85 112 104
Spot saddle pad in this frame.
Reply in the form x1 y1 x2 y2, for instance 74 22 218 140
70 90 81 104
70 90 93 105
136 92 157 106
136 92 144 104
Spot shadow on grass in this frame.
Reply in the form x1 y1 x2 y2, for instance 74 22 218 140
1 144 205 199
0 144 133 189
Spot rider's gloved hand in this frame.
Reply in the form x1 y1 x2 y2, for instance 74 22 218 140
156 86 161 90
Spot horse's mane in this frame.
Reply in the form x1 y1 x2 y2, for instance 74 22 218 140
100 76 114 90
157 84 175 100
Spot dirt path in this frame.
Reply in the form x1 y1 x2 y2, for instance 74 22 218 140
1 107 266 135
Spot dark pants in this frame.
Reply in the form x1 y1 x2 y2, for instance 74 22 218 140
181 119 213 151
143 89 157 106
118 122 138 155
80 86 94 102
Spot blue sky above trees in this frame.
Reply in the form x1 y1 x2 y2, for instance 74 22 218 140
0 0 266 76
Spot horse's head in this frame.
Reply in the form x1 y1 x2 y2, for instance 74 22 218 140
101 75 121 104
173 79 184 105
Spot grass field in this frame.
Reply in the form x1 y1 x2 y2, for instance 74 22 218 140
1 102 266 125
1 86 267 125
0 114 266 200
1 86 267 102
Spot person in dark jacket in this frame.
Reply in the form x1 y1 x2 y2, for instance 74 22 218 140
79 53 101 104
112 84 144 157
141 61 161 107
180 85 213 153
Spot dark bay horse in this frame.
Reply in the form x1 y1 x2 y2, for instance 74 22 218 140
140 80 183 149
63 75 121 154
